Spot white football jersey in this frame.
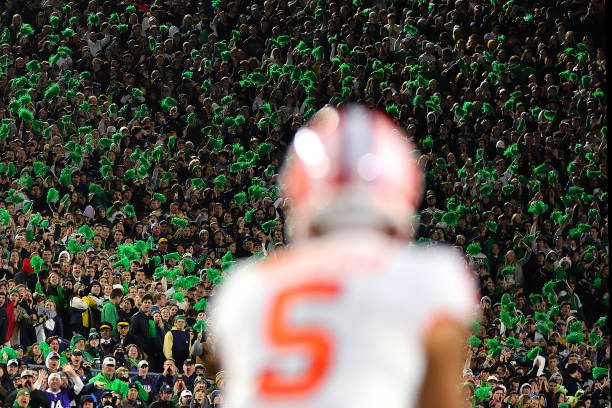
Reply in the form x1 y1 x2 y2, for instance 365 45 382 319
212 230 479 407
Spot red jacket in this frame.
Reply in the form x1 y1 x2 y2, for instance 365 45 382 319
4 300 15 342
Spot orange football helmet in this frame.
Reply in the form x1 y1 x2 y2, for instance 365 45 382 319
280 105 423 241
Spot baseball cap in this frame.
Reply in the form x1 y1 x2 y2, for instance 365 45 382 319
180 390 192 398
159 384 172 393
7 359 18 366
48 352 60 360
158 238 168 243
20 370 36 378
80 395 95 404
103 357 116 366
99 322 112 330
183 358 194 365
138 360 149 368
72 349 83 356
487 375 499 382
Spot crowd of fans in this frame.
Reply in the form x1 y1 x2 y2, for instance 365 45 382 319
0 0 608 407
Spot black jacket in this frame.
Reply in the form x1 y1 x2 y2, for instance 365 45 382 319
130 311 154 357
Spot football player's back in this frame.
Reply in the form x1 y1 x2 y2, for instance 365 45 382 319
214 230 477 407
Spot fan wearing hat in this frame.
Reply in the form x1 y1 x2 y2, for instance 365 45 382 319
149 384 174 408
114 319 139 349
1 358 20 392
82 356 124 401
69 334 94 360
178 389 193 406
85 329 102 361
98 321 118 356
123 382 147 408
44 365 84 408
131 360 158 403
4 369 50 408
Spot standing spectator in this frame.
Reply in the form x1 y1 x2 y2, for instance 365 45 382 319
129 294 156 363
101 289 123 335
163 315 190 368
0 292 8 344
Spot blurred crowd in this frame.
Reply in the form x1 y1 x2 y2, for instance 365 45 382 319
0 0 608 407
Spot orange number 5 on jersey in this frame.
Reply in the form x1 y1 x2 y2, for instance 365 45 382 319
258 281 342 398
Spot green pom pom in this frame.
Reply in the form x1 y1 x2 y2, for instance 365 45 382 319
30 255 44 273
592 367 609 380
123 204 135 218
566 331 584 344
152 193 166 203
161 97 178 111
213 174 227 188
87 13 100 26
441 211 458 227
46 188 59 203
474 386 492 403
194 298 207 312
20 24 35 37
78 225 95 240
164 252 181 263
193 320 207 333
466 243 481 256
596 316 606 327
527 346 541 360
182 257 196 274
171 217 189 230
528 200 548 215
261 220 277 233
233 192 247 205
468 335 481 347
191 178 206 190
88 183 105 197
485 220 498 233
18 108 34 123
206 268 223 284
244 208 256 223
173 291 185 303
589 331 603 346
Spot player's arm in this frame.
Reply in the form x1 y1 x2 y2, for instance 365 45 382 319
418 318 470 408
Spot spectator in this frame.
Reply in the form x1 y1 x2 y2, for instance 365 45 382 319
163 315 190 369
101 289 123 335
